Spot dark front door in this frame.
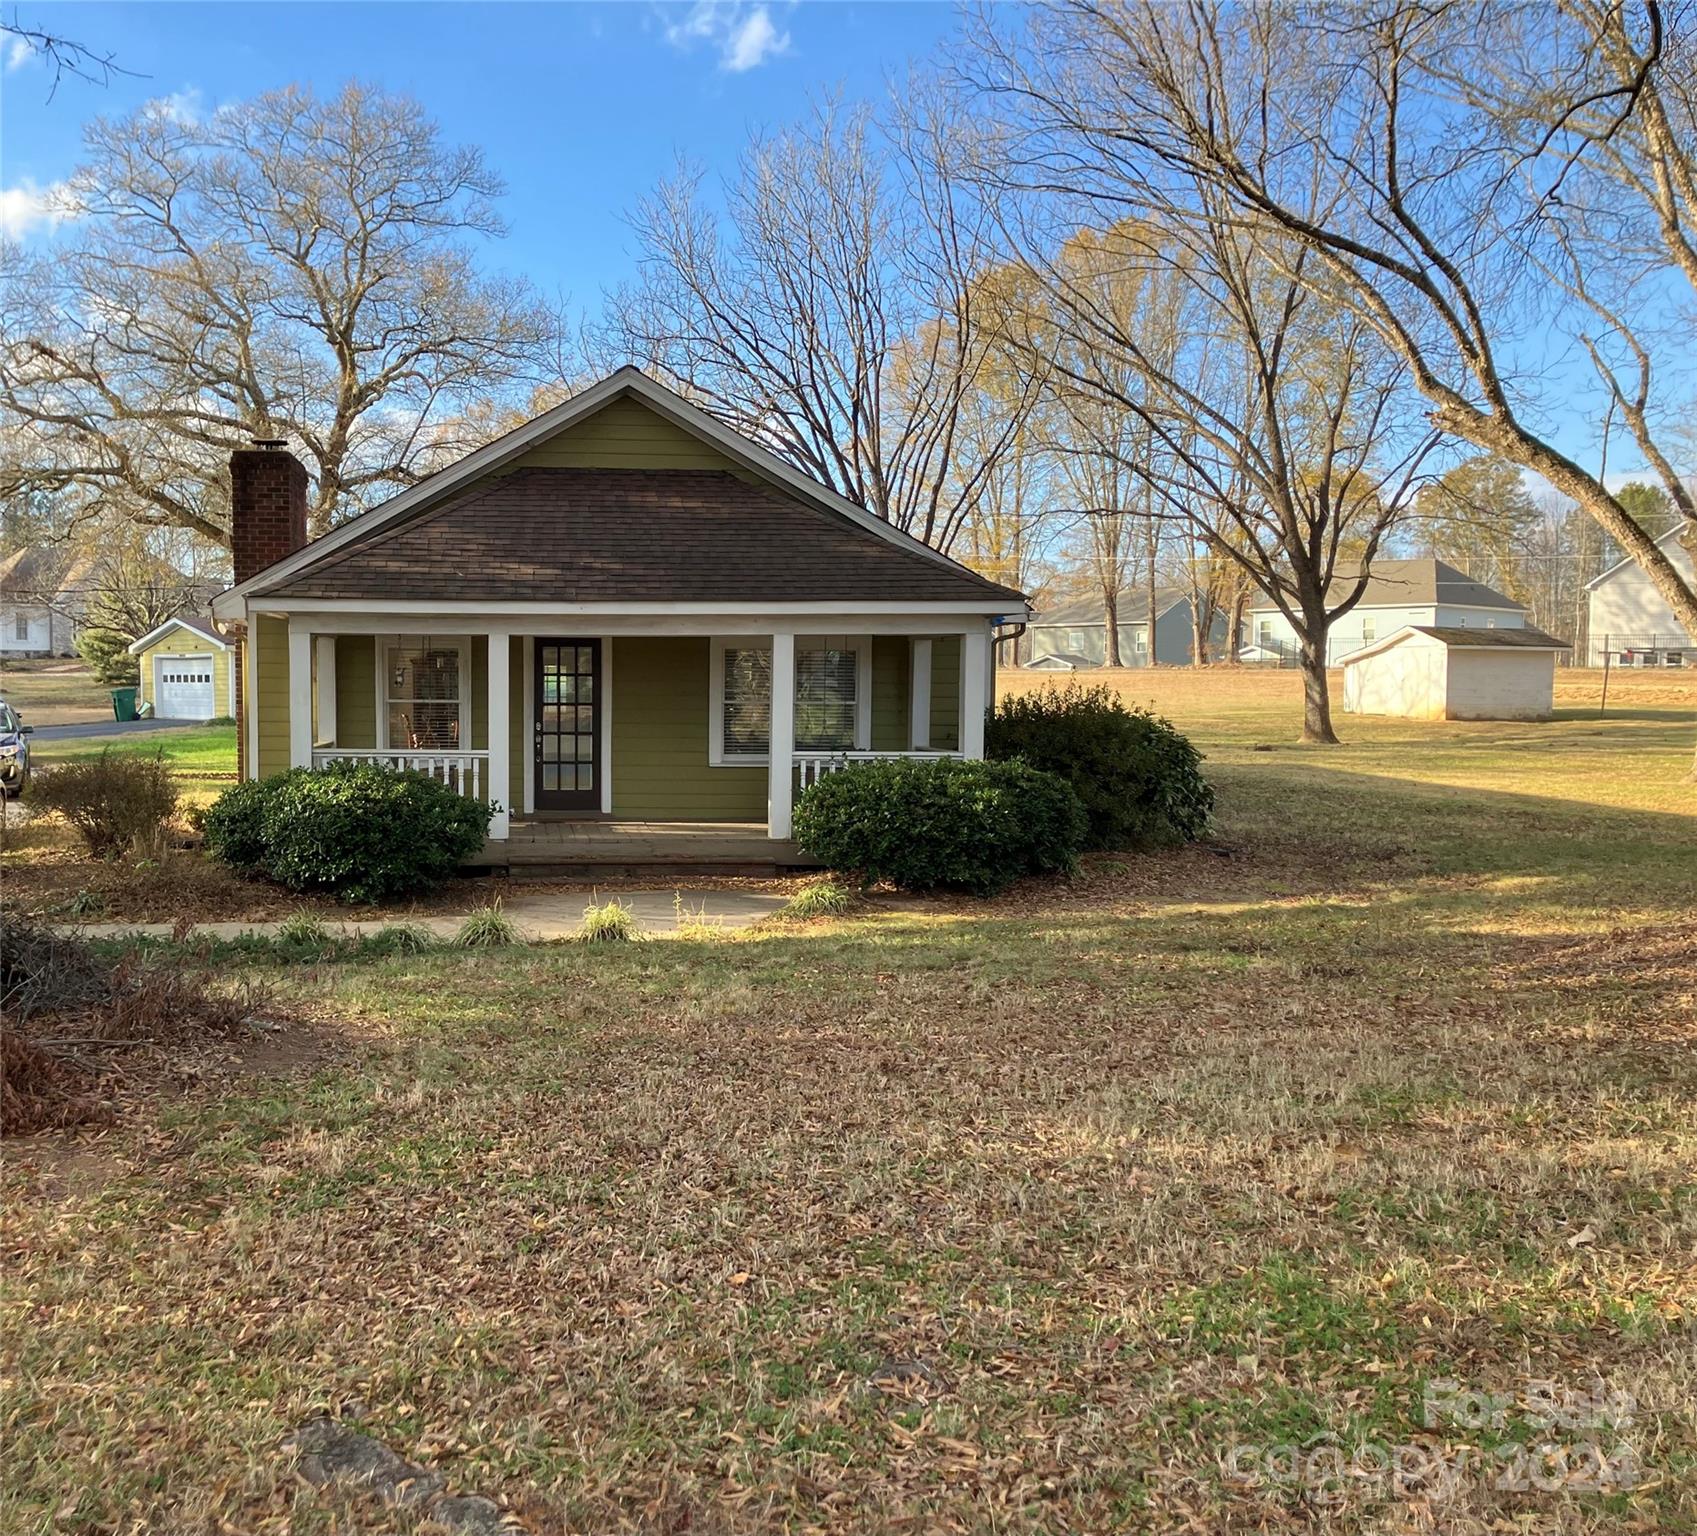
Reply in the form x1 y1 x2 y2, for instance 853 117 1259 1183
534 639 601 812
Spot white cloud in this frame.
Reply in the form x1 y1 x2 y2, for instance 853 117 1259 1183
663 2 790 72
5 36 37 73
0 178 80 241
145 87 204 124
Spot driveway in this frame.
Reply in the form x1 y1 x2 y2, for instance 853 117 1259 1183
28 718 209 743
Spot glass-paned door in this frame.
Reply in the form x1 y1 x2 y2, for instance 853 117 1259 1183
534 639 601 812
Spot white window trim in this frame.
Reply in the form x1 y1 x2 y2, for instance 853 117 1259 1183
709 634 872 767
378 635 472 752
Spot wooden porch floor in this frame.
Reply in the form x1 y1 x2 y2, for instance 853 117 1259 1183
470 820 823 875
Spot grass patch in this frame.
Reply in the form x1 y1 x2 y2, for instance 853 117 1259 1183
577 897 637 942
454 901 519 948
777 877 858 921
4 672 1693 1534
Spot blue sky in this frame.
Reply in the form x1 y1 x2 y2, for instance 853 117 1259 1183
1 1 957 302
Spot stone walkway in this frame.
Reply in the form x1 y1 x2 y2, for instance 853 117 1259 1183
73 887 789 943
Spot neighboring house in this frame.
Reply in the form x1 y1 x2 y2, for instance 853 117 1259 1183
1024 586 1233 668
1341 626 1571 721
0 546 94 657
1242 559 1527 666
210 367 1027 861
1585 523 1692 667
129 616 236 721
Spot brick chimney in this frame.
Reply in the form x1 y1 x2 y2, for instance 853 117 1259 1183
230 438 309 583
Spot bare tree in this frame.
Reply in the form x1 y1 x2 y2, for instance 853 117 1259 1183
1 14 137 100
988 207 1438 738
968 0 1696 642
1 83 562 546
601 95 1040 553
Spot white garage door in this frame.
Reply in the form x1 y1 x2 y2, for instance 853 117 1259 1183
154 655 215 719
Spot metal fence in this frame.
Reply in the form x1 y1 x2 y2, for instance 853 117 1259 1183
1590 633 1690 669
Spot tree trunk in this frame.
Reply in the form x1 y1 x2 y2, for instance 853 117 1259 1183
1103 586 1120 669
1299 632 1339 744
1192 603 1207 666
1227 592 1246 665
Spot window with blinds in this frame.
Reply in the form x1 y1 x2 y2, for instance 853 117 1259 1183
721 646 772 755
715 638 862 759
795 645 857 750
384 639 463 750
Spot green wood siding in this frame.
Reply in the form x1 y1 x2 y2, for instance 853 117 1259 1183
507 396 760 478
870 636 910 751
507 637 524 812
334 636 376 747
135 628 232 718
612 637 765 821
929 634 960 750
254 615 290 777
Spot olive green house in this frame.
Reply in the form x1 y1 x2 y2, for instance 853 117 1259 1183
210 368 1026 861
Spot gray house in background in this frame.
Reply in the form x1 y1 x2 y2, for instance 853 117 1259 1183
1025 586 1234 668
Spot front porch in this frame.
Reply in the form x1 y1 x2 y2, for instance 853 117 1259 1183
247 618 996 844
471 818 825 875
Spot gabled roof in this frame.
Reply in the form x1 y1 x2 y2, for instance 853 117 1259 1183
261 469 1022 606
1584 521 1691 591
1030 586 1189 628
217 367 1022 616
1248 558 1524 613
1340 623 1570 664
128 614 228 654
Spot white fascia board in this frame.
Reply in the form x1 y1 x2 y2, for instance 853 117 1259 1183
1585 520 1690 591
214 367 1020 619
246 599 1025 620
127 618 230 654
1336 626 1424 665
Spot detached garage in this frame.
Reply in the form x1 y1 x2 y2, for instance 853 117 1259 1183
1341 625 1570 722
129 616 234 721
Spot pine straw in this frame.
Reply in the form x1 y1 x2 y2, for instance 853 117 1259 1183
1 916 263 1135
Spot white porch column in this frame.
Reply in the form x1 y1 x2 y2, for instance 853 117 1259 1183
487 630 510 840
768 631 795 839
909 638 932 750
960 624 989 760
287 622 313 769
314 635 337 746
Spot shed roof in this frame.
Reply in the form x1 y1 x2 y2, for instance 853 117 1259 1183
1341 623 1570 665
128 614 228 654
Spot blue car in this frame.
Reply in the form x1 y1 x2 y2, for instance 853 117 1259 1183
0 700 34 797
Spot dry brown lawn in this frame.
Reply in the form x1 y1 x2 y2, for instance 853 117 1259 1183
2 669 1692 1535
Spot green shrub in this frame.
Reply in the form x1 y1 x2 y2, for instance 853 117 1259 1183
987 683 1213 849
200 762 493 904
356 923 437 958
578 898 637 942
30 748 179 859
793 757 1087 896
455 903 518 948
273 909 329 943
779 877 858 921
198 777 273 871
75 627 139 688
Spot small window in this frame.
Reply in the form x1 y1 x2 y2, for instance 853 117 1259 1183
13 613 29 641
384 638 465 751
1362 619 1376 643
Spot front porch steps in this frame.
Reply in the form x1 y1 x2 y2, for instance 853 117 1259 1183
467 819 823 876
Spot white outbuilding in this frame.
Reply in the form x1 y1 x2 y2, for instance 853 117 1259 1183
1340 625 1571 721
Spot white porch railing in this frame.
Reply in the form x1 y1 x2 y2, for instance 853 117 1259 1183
795 749 962 791
312 749 488 800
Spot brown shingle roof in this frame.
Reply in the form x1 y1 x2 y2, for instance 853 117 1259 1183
261 468 1023 606
1406 625 1570 649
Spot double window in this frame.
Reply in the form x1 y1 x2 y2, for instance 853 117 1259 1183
711 636 870 764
